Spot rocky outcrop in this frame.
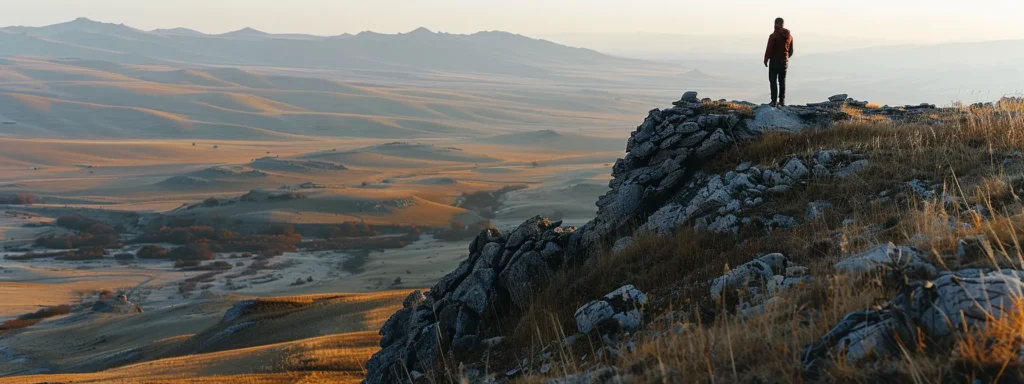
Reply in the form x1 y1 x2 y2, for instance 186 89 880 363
568 92 892 258
366 216 573 384
365 92 952 384
637 150 868 235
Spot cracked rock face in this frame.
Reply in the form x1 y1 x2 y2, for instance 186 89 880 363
637 150 866 236
570 92 897 258
364 216 573 384
803 270 1024 371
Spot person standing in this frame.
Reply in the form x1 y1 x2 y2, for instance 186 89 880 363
764 17 794 107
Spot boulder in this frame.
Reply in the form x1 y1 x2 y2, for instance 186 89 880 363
451 268 497 315
828 94 849 102
750 106 807 132
499 252 553 310
710 253 795 303
573 285 647 336
834 243 937 279
611 237 634 254
804 270 1024 371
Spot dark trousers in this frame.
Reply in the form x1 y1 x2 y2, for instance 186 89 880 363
769 61 788 103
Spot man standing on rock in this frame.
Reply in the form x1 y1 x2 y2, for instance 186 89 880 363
764 17 794 107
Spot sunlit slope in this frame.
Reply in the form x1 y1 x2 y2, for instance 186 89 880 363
2 292 410 384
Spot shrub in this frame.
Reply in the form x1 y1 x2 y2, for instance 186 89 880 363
266 224 295 236
0 193 37 205
174 259 201 268
136 245 169 259
55 215 113 233
323 222 380 238
36 232 119 249
169 243 215 261
57 247 106 261
0 304 73 332
182 260 233 271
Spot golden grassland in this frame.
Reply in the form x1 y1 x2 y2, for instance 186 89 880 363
5 291 412 384
502 101 1024 383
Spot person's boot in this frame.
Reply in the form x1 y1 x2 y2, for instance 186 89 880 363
779 99 786 107
769 101 777 108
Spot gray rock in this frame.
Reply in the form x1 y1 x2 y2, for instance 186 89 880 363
499 251 552 310
451 268 496 315
694 129 732 158
835 160 869 179
637 203 684 235
681 91 700 103
805 270 1024 370
378 309 413 350
403 290 426 309
781 158 809 179
574 300 615 334
574 285 647 336
611 236 634 254
710 253 787 302
828 94 849 102
750 106 807 132
834 243 937 279
474 242 503 270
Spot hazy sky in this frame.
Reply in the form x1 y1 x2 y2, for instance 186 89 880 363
4 0 1022 42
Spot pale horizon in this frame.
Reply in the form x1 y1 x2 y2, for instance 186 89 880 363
4 0 1023 44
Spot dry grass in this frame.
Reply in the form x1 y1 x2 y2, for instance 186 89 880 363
501 100 1024 382
701 100 755 118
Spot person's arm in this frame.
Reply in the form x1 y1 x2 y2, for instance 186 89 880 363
788 36 794 58
764 35 774 66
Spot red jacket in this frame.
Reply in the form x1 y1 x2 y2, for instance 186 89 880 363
764 28 794 64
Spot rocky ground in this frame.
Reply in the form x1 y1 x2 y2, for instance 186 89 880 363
365 93 1024 383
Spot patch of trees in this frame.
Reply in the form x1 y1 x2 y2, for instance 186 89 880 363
136 245 169 259
0 305 72 333
322 222 381 238
134 225 301 257
305 230 420 252
0 193 37 205
169 243 216 261
56 246 107 261
36 215 121 249
5 250 77 261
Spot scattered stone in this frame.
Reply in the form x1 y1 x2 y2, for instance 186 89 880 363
834 242 937 280
574 285 647 337
710 253 808 308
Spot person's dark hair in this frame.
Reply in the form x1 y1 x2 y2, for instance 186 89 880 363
775 17 784 25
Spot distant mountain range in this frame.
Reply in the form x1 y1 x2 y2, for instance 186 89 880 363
0 18 653 79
